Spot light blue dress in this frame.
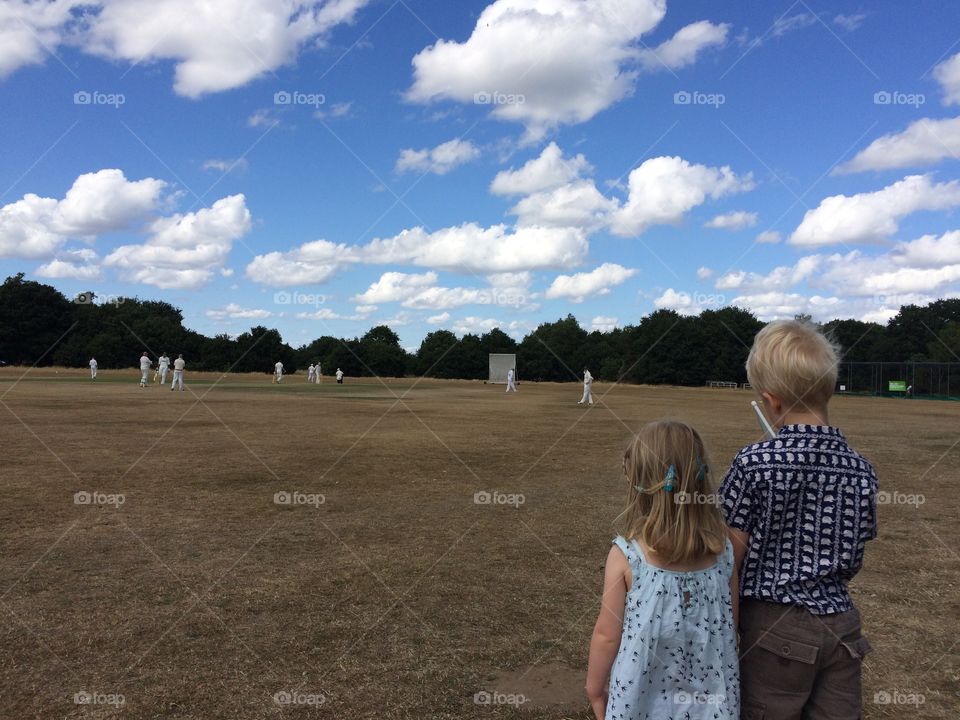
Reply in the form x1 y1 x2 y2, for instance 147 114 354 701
605 536 740 720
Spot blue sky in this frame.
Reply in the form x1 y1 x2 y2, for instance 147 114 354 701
3 0 960 350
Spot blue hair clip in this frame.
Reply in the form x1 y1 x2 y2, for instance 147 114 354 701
696 457 707 483
664 464 676 492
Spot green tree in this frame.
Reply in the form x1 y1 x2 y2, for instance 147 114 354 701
416 330 461 377
0 273 75 365
479 328 517 355
517 315 588 382
359 325 407 377
699 307 763 383
233 326 295 373
927 321 960 362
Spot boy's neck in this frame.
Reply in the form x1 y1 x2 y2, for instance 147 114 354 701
778 407 829 429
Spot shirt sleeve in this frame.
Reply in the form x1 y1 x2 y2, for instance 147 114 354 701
718 458 757 534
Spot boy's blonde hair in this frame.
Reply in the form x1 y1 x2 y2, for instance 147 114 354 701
747 319 840 410
616 421 727 564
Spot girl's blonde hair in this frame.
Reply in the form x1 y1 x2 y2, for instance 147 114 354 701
616 421 727 564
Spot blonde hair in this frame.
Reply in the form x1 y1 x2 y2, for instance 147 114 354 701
746 319 840 411
616 421 727 564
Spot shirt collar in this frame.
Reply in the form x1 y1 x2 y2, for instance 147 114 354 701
777 424 844 439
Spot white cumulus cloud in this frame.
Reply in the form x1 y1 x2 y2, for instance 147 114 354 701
395 138 480 175
591 315 618 332
790 174 960 247
356 223 588 274
83 0 371 97
0 169 166 260
510 180 617 230
490 142 591 196
610 156 754 236
934 52 960 105
639 20 729 71
704 210 757 230
406 0 668 139
545 262 636 302
351 271 438 305
2 1 370 96
105 194 251 289
206 303 273 321
837 117 960 174
35 249 101 280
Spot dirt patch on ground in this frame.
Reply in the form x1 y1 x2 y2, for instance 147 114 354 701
481 661 587 712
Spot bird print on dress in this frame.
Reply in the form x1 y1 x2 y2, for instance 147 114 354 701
604 537 739 720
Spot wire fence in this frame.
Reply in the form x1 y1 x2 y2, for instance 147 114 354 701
837 362 960 400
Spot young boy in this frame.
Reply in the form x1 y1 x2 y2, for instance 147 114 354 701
720 319 877 719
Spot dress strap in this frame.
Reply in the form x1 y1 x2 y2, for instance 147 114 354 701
612 535 643 570
722 537 734 573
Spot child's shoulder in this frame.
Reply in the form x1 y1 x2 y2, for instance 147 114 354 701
732 437 776 464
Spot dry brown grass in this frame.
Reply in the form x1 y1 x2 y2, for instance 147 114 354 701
0 367 957 719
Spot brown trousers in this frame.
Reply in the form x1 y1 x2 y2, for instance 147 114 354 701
739 599 871 720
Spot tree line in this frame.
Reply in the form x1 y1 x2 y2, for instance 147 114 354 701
2 273 959 384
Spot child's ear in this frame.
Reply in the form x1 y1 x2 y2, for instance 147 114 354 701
761 392 782 416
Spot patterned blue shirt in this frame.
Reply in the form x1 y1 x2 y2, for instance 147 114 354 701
719 425 878 615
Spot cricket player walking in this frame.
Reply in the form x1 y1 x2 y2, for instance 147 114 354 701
335 368 343 384
139 352 152 387
89 357 97 381
314 363 322 384
158 353 171 384
505 367 518 393
274 361 284 384
578 368 594 405
307 364 315 383
171 354 185 391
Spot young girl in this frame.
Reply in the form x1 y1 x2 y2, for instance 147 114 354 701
586 421 740 720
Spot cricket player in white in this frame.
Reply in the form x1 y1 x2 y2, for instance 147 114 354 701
171 354 185 391
139 352 152 387
335 368 343 384
158 353 171 385
89 357 97 381
506 368 518 393
578 368 594 405
314 363 322 384
274 361 284 384
307 364 315 382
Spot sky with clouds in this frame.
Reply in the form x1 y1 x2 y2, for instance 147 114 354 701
2 0 960 350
